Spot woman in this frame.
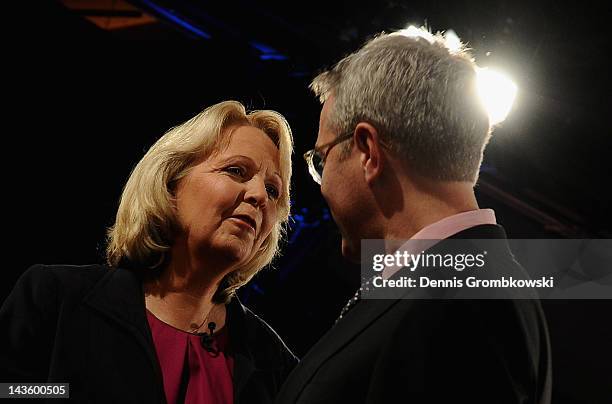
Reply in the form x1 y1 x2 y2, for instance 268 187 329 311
0 101 296 403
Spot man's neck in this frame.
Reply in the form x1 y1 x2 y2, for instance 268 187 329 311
384 182 479 240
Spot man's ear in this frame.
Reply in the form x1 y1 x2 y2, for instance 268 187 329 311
354 122 384 185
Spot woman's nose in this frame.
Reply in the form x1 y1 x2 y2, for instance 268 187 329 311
244 176 267 207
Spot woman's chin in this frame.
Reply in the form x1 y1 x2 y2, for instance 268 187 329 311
209 237 254 266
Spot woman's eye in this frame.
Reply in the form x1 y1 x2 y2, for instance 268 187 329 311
266 185 280 200
225 166 245 177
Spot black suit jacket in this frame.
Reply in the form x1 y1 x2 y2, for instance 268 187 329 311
276 224 552 404
0 264 297 403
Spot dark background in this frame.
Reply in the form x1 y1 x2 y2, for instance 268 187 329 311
5 1 612 402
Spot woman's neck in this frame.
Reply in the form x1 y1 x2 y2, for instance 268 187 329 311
143 257 229 333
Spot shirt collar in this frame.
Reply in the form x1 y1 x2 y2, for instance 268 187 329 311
411 209 497 240
381 209 497 279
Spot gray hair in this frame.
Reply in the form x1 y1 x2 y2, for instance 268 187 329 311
311 28 491 183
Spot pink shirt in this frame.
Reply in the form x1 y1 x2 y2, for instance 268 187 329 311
411 209 497 240
146 310 234 404
382 209 497 279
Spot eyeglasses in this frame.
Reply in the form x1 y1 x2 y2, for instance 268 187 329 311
303 131 354 185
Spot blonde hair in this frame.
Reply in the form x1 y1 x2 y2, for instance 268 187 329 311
311 27 490 183
106 100 293 303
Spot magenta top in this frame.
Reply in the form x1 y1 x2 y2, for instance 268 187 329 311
146 310 234 404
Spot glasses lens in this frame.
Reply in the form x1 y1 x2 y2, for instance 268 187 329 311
313 152 324 177
304 150 322 185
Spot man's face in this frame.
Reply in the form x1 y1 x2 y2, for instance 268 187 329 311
316 96 369 262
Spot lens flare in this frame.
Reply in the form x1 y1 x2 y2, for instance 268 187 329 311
444 29 462 53
476 67 518 125
395 25 435 43
395 25 518 124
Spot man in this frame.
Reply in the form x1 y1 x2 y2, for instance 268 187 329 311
276 28 552 403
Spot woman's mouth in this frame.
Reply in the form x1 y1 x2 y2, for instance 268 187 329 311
229 215 257 233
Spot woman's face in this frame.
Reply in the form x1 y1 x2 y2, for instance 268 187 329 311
173 125 282 270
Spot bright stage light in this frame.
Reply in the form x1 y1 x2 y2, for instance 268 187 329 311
476 68 517 125
398 26 461 53
443 29 462 53
397 25 517 124
395 25 435 43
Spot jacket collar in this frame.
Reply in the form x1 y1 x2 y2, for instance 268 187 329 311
83 266 149 337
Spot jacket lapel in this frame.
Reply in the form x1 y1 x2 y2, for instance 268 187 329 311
228 297 285 402
82 267 164 398
280 296 403 402
227 298 256 400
